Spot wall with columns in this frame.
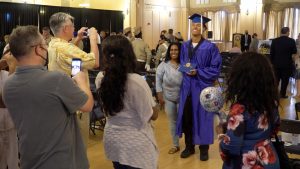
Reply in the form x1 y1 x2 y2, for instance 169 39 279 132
239 0 264 39
134 0 188 49
2 0 299 50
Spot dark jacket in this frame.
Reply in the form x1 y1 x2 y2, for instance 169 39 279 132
270 36 297 69
241 34 251 48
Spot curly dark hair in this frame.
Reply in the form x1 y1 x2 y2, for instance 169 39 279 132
97 35 137 116
225 52 279 118
164 42 181 63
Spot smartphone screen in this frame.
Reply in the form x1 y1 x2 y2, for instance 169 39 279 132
71 58 82 76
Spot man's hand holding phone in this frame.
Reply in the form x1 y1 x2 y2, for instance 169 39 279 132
88 27 100 44
71 58 82 77
72 71 87 86
77 27 88 40
71 58 88 90
72 71 94 113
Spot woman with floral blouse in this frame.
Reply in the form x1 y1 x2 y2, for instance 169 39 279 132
219 52 280 169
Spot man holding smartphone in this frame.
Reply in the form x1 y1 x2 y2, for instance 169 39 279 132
48 12 100 145
48 12 99 75
3 25 94 169
71 58 82 77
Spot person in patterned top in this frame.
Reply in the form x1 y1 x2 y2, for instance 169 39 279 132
218 52 280 169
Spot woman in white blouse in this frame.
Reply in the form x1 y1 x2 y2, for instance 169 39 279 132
96 35 159 169
156 43 183 154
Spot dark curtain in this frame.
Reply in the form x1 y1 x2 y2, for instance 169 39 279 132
81 9 100 53
60 7 82 31
0 2 26 36
110 11 124 33
38 5 60 32
81 8 103 31
97 10 111 32
0 2 124 40
19 3 39 26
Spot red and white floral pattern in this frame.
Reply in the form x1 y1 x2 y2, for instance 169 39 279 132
227 114 244 130
255 140 276 164
241 140 277 168
220 103 279 169
227 104 245 130
252 165 264 169
257 146 269 164
220 151 227 161
242 151 258 169
229 104 245 116
258 114 269 131
222 134 231 145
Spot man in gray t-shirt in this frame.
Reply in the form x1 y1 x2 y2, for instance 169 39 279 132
3 26 94 169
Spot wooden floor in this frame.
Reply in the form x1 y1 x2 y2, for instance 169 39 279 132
86 81 300 169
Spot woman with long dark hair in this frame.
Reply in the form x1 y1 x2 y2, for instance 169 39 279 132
156 42 182 154
219 52 280 169
96 35 159 169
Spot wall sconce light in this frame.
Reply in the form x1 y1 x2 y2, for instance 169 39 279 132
79 3 90 8
40 9 45 14
246 9 249 15
123 8 129 16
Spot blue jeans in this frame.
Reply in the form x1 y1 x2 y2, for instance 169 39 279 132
164 99 179 147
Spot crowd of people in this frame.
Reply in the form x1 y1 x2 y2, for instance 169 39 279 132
0 11 299 169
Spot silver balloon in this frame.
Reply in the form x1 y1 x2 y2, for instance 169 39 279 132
200 87 224 112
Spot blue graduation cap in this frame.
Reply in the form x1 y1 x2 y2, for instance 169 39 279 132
189 13 211 24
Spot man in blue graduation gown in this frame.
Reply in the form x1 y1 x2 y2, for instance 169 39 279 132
176 13 222 161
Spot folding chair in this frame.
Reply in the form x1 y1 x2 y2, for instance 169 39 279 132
279 119 300 155
89 100 106 135
218 52 239 89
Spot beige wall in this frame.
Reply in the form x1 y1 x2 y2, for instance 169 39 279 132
145 0 181 7
239 0 264 39
2 0 297 47
190 0 238 8
3 0 128 10
189 0 265 39
136 0 187 49
275 0 300 2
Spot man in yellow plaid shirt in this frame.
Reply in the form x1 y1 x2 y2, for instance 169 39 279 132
48 12 99 76
48 12 100 146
